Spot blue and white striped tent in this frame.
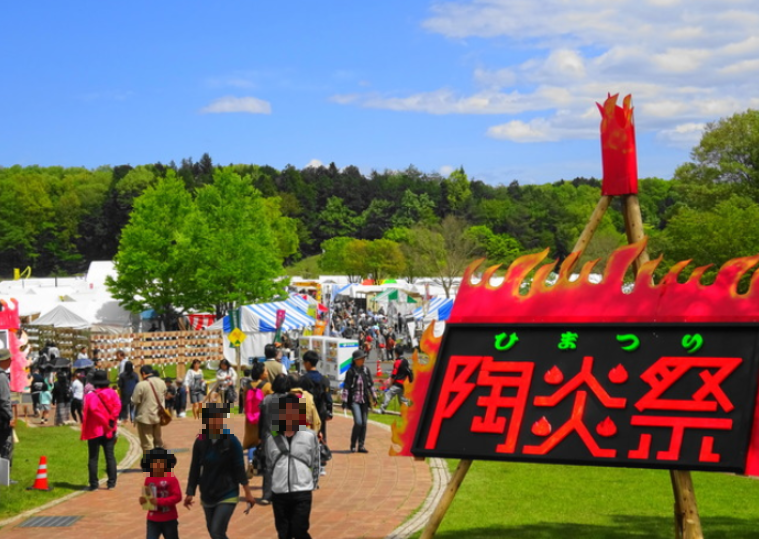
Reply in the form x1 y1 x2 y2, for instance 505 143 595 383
412 297 454 322
220 300 315 333
209 300 316 364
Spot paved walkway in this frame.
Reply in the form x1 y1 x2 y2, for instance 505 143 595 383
0 414 431 539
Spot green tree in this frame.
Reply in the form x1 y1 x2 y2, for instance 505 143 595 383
465 225 522 265
188 169 286 317
364 239 406 282
263 197 300 262
107 171 196 330
319 237 354 276
411 215 479 297
392 190 437 228
444 167 472 214
656 195 759 273
314 196 360 243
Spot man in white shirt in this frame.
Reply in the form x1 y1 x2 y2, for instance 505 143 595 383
70 371 85 423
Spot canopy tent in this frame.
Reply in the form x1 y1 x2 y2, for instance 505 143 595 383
373 288 418 304
208 300 316 365
27 300 133 333
412 297 454 323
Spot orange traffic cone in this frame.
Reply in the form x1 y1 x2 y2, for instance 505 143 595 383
376 360 383 378
27 456 53 491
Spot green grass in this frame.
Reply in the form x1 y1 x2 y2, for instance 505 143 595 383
0 421 129 521
410 460 759 538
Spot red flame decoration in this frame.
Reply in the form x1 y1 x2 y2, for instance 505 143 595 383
598 93 638 196
596 416 618 437
608 364 628 384
532 416 552 437
450 238 759 325
544 366 564 385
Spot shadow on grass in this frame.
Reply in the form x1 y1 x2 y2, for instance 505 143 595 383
428 516 758 539
49 481 84 490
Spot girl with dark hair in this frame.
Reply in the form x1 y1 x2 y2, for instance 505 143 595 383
184 360 206 420
215 359 237 407
118 361 139 423
184 404 256 538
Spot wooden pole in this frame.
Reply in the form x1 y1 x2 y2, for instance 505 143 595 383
622 194 703 539
571 195 613 254
420 459 473 539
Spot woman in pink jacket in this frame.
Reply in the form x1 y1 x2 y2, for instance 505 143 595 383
81 370 121 491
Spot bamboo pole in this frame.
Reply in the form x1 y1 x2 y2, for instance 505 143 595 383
622 195 650 273
420 459 473 539
571 195 613 254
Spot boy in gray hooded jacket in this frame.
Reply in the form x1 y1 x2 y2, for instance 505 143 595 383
265 392 320 539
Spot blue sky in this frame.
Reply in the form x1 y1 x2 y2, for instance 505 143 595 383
3 1 759 184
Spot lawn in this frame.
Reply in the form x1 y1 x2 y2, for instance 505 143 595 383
409 459 759 539
0 421 130 521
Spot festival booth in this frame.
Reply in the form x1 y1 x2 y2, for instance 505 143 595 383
392 95 748 539
412 297 454 324
208 300 316 366
297 335 359 389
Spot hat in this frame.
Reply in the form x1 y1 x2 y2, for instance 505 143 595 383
0 349 10 362
141 448 177 473
91 370 110 388
352 350 367 361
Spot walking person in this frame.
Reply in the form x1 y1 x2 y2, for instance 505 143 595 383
184 360 206 420
38 369 53 425
81 370 120 491
215 359 237 407
258 374 291 505
302 351 332 443
140 448 182 539
242 362 271 472
52 370 72 425
341 350 377 453
381 347 414 413
184 403 256 539
0 349 16 482
118 361 139 423
265 393 320 539
71 370 85 423
132 365 168 453
30 366 43 417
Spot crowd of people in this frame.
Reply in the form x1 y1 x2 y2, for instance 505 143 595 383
0 322 416 539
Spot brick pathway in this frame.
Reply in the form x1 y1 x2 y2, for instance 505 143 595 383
0 414 431 539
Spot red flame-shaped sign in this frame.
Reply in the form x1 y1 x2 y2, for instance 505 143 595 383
544 366 564 385
532 416 552 437
608 364 628 384
596 416 618 437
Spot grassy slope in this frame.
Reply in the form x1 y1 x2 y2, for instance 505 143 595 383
408 459 759 539
0 421 129 520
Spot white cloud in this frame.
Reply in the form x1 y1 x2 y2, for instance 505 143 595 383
656 122 706 148
305 159 324 169
329 1 759 144
200 96 272 114
439 165 455 176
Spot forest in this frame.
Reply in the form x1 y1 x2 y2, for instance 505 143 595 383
1 109 758 291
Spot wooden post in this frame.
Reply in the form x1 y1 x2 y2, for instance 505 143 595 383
572 195 613 254
420 459 473 539
621 194 703 539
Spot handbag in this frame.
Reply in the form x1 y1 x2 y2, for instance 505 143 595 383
148 378 173 426
320 442 332 463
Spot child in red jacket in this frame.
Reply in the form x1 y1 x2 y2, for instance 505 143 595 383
139 448 182 539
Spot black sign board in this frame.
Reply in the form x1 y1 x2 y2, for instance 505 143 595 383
412 324 759 473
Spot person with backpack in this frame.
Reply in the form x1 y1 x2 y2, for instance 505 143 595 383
302 351 332 443
380 347 414 413
243 362 271 471
258 373 290 505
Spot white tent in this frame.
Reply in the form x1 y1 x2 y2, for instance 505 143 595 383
28 300 133 333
